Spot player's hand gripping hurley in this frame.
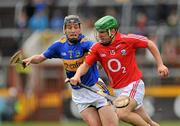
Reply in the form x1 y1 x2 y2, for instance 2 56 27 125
67 80 130 108
10 50 26 68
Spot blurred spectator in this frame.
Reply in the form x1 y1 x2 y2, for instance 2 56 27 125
135 12 148 35
177 38 180 55
0 87 17 121
105 7 118 18
28 2 49 31
0 97 6 122
83 14 96 29
50 10 64 32
157 2 169 24
2 87 17 121
15 9 27 48
15 0 30 47
162 37 177 64
23 0 35 21
16 10 27 30
15 0 28 29
167 9 178 27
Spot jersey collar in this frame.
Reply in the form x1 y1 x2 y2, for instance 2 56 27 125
111 32 121 44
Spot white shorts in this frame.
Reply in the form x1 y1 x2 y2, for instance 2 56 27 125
113 79 145 109
71 78 110 113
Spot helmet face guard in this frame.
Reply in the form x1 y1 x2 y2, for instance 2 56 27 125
95 15 119 45
63 15 81 44
94 29 113 46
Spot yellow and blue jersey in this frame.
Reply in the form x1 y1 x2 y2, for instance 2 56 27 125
43 34 99 89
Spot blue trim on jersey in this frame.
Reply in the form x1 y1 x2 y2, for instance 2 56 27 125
43 34 99 89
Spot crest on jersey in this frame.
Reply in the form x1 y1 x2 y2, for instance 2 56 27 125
110 50 115 55
75 51 81 58
121 49 126 55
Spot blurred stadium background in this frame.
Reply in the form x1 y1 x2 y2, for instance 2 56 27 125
0 0 180 125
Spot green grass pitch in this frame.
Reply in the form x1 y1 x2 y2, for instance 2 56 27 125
1 120 180 126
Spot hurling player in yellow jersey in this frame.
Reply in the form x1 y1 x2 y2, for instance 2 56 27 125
23 15 118 126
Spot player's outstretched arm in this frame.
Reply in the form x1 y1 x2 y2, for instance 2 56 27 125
70 62 90 85
23 54 47 66
147 40 169 77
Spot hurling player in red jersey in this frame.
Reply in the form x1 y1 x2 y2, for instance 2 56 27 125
70 15 169 126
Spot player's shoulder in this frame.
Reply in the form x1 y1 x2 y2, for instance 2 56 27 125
91 42 101 49
58 36 67 43
80 37 89 43
80 36 93 44
79 35 96 48
50 36 67 48
121 33 148 41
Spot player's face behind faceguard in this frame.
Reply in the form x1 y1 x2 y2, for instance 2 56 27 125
94 15 119 46
64 15 81 44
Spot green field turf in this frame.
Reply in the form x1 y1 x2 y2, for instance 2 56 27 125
1 120 180 126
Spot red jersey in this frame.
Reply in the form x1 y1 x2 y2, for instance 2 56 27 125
85 32 148 89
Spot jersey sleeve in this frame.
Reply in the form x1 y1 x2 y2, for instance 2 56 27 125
85 44 99 66
125 34 149 48
43 42 60 58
